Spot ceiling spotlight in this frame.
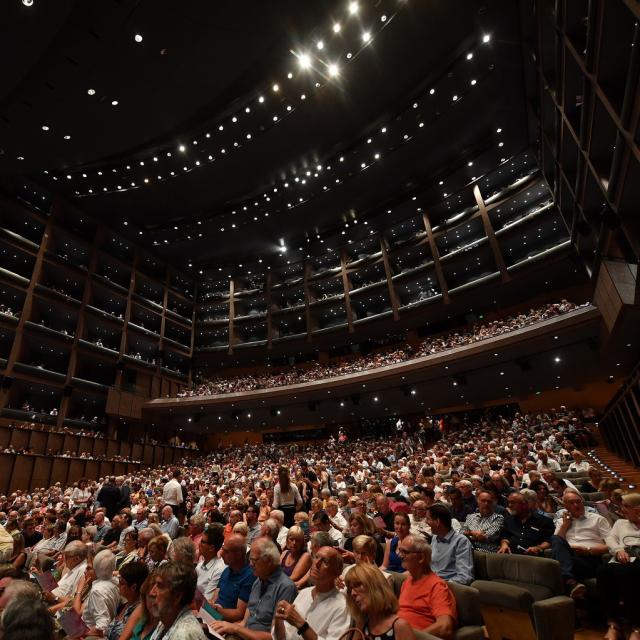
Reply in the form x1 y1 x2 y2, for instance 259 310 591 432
179 145 186 152
63 134 71 140
429 88 435 95
272 83 279 92
111 100 119 106
41 125 50 131
333 23 341 33
22 0 33 6
483 34 491 43
134 33 143 43
470 79 477 85
87 88 96 96
348 1 358 14
452 95 458 101
362 31 371 43
298 53 311 69
316 40 324 50
258 96 265 103
554 356 561 362
328 63 339 77
496 127 502 133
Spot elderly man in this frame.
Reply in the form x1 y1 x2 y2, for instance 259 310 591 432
160 505 180 540
274 546 350 640
197 524 226 602
397 534 457 639
189 514 206 548
44 541 88 604
499 491 554 556
550 490 611 597
427 503 474 585
410 500 432 539
148 561 207 639
462 490 504 553
271 510 289 548
213 534 255 622
93 511 111 543
133 507 149 531
212 538 297 640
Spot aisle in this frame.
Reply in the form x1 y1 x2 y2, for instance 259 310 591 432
591 443 640 488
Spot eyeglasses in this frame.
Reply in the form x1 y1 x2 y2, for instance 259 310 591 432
312 555 332 567
397 548 418 558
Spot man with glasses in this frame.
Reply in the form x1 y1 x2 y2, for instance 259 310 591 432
212 534 255 622
273 546 351 640
197 524 226 603
212 538 296 640
397 534 457 639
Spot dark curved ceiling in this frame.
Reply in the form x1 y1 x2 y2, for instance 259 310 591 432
0 0 530 274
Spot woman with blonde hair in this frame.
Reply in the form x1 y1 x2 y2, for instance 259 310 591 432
343 513 383 565
280 525 311 589
344 563 415 640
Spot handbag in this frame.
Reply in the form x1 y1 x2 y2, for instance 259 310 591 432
337 628 367 640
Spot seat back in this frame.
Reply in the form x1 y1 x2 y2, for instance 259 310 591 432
482 553 564 597
448 582 483 627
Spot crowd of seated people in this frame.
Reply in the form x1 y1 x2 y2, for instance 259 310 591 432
0 406 636 639
181 300 586 397
0 304 20 318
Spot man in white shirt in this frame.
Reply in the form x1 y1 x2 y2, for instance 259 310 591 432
273 546 350 640
45 541 88 603
196 526 226 603
536 451 561 472
311 511 343 547
567 451 591 473
550 490 611 598
162 470 184 517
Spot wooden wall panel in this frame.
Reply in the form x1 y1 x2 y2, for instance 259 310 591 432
9 429 29 450
0 454 15 495
62 434 79 455
85 460 99 481
106 439 119 458
143 445 154 465
50 458 69 487
29 431 48 455
48 433 64 454
119 441 132 459
114 462 126 477
79 437 94 455
9 456 33 493
131 443 143 461
99 461 113 479
68 459 86 484
93 439 107 456
0 428 11 449
32 456 52 489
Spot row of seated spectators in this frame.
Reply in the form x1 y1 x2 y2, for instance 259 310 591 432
0 407 635 639
181 300 586 396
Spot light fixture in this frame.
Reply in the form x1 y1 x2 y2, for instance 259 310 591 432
111 100 119 106
483 34 491 43
258 96 265 103
179 145 186 152
272 83 279 92
333 23 341 33
328 63 339 77
22 0 33 6
134 34 143 43
41 125 50 131
348 1 358 15
466 52 473 60
87 88 96 96
298 53 311 69
429 88 435 95
362 31 371 43
316 40 324 50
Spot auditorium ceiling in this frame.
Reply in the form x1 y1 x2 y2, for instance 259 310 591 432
0 0 533 275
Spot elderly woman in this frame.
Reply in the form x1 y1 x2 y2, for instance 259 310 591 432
145 535 168 572
280 526 311 588
72 549 120 637
116 529 140 570
598 493 640 640
344 563 415 640
169 537 197 565
105 561 149 640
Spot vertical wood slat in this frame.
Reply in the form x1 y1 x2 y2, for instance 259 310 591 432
228 279 235 355
473 185 510 282
339 249 354 332
422 212 450 304
266 272 273 348
303 260 312 342
378 234 399 320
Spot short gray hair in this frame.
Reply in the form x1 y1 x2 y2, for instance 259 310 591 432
404 534 432 562
252 538 280 566
519 489 538 506
189 514 206 531
93 550 116 580
171 537 197 565
64 540 88 560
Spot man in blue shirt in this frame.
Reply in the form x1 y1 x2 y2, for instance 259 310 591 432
213 534 255 622
213 538 297 640
427 503 474 585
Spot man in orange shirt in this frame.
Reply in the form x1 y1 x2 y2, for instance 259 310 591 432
397 534 457 640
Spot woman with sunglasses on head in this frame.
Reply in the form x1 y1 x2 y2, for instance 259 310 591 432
344 563 415 640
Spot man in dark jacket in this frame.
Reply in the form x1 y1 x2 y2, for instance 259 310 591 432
96 477 121 520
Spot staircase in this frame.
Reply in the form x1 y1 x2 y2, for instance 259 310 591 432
588 444 640 489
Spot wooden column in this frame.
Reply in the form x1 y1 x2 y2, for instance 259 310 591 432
473 185 510 282
228 279 235 355
422 212 450 304
115 249 139 389
187 282 197 386
339 249 355 332
266 272 273 348
303 260 313 342
379 234 399 320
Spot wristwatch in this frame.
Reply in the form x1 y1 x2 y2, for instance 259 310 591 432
297 622 310 635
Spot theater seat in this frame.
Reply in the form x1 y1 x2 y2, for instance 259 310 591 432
471 551 574 640
388 571 484 640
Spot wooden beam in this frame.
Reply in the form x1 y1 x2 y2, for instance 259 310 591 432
228 279 235 355
339 249 355 332
266 271 273 348
473 185 510 281
422 212 450 304
379 234 399 320
303 260 313 342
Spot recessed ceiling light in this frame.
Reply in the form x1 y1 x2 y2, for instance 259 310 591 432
272 83 279 92
134 33 143 43
328 63 339 77
349 1 358 14
41 125 49 131
316 40 324 50
298 53 311 69
483 34 491 43
333 23 341 33
111 100 119 106
87 88 96 96
22 0 33 6
258 96 265 103
362 31 371 43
